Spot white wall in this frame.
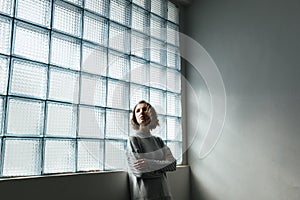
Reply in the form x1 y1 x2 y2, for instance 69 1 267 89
183 0 300 199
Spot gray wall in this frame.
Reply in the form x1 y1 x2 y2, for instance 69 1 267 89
183 0 300 199
0 166 189 200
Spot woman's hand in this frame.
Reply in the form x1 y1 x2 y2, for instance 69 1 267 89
134 158 149 171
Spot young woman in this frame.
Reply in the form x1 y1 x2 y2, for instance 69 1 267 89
126 100 177 200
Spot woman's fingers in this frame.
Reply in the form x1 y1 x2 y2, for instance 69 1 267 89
134 159 148 170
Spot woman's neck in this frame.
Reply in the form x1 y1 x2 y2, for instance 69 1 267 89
139 125 150 134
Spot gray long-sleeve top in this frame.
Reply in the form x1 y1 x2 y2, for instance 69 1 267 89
126 131 176 200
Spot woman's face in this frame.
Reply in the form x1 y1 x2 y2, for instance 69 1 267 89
135 103 151 125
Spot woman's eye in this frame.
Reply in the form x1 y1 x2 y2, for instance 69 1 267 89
136 109 140 112
143 108 147 112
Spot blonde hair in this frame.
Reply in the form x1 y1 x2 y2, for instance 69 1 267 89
130 100 159 131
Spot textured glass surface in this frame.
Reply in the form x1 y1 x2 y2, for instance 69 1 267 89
0 56 9 95
132 0 149 10
0 16 12 55
131 31 149 60
0 0 14 16
167 22 179 46
167 92 181 116
132 5 149 34
105 140 126 170
80 74 106 107
78 106 105 138
85 0 109 17
46 102 77 138
151 0 166 18
16 0 51 27
2 139 41 176
168 2 179 24
10 59 47 99
48 67 79 103
83 13 108 45
167 117 181 141
167 45 180 69
167 141 182 163
110 0 131 26
150 88 166 115
64 0 83 7
150 14 166 41
14 22 49 63
7 98 44 135
149 63 166 90
107 80 129 110
130 57 149 86
78 140 103 171
108 51 130 81
43 139 76 174
167 68 181 93
150 38 166 66
151 114 166 140
53 0 82 37
0 97 3 135
82 42 107 76
106 109 129 139
130 84 149 110
51 33 81 70
109 23 130 53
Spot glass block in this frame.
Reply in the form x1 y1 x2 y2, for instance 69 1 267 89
167 68 181 93
150 14 166 41
80 74 106 107
109 23 130 54
167 117 181 141
150 114 166 139
167 22 179 46
83 13 108 45
10 59 47 99
0 97 4 135
130 84 149 110
0 0 14 16
149 63 166 90
78 140 103 171
151 0 166 18
0 55 9 95
7 98 44 135
78 106 105 138
82 42 107 76
53 0 82 37
150 38 166 66
132 0 149 10
110 0 131 26
85 0 109 17
150 88 166 115
0 16 12 55
167 45 180 69
16 0 51 27
167 92 181 117
43 139 76 174
51 33 81 70
48 67 79 103
131 31 149 60
132 5 149 34
130 57 149 86
64 0 83 7
167 141 182 163
46 102 77 138
105 140 127 170
108 51 130 81
2 139 41 176
107 80 129 110
168 2 179 24
14 21 49 63
106 109 129 139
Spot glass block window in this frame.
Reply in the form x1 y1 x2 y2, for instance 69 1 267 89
0 0 181 178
